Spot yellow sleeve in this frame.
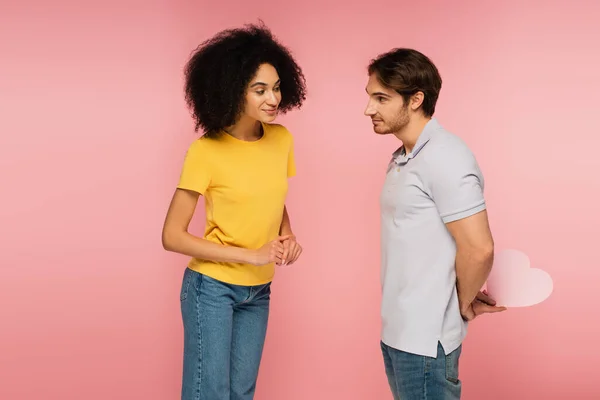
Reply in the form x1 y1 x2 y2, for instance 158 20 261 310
287 132 296 178
177 140 211 195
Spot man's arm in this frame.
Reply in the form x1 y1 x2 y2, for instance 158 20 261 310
422 140 504 319
445 209 494 317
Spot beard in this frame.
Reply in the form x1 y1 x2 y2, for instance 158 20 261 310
374 104 410 135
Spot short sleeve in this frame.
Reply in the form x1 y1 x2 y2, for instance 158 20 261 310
176 140 211 195
425 144 486 224
287 132 296 178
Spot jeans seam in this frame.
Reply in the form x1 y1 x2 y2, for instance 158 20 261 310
181 268 191 301
195 276 203 400
423 356 428 400
242 287 253 304
393 356 401 400
445 346 461 384
445 353 459 383
385 344 401 400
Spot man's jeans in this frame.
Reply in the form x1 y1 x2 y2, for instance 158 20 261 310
381 340 462 400
180 268 271 400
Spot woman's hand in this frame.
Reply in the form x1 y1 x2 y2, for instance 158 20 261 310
280 235 303 266
251 235 292 266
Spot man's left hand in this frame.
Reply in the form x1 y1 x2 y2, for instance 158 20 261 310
462 290 507 321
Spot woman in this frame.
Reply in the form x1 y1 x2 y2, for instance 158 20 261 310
161 22 306 400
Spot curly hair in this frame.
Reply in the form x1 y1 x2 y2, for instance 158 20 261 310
184 22 307 138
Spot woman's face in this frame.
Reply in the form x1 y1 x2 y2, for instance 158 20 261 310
243 63 281 123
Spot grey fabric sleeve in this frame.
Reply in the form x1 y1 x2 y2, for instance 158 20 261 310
425 141 486 224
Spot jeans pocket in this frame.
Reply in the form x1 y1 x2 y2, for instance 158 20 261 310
260 282 272 299
445 345 462 384
180 268 193 302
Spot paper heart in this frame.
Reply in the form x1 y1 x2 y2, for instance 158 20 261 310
486 249 553 307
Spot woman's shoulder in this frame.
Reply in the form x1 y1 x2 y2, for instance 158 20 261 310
184 135 218 156
264 122 293 139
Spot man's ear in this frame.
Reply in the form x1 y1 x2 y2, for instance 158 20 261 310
410 91 425 111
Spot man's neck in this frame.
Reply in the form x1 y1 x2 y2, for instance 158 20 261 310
394 116 431 154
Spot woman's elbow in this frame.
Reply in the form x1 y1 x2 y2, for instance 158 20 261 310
162 228 177 252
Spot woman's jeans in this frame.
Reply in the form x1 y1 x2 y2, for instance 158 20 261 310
180 268 271 400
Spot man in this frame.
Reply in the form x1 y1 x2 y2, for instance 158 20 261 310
364 48 506 399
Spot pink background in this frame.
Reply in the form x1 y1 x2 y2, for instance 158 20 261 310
2 0 599 399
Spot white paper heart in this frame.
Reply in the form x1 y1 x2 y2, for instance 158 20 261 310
486 249 553 307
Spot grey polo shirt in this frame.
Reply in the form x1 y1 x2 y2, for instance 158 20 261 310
379 118 486 357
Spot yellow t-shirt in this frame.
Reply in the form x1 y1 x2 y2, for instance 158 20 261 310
177 122 296 286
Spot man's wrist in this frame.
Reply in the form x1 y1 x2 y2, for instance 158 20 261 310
459 299 473 315
460 303 475 321
459 299 471 315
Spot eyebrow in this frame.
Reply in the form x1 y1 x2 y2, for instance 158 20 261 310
251 79 281 88
365 88 391 97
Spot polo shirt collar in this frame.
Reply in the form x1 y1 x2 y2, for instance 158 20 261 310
392 118 440 165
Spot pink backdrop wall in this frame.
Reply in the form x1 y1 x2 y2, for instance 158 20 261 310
2 0 599 399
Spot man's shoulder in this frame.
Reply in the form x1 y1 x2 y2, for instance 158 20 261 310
424 127 476 165
418 125 481 185
428 126 471 152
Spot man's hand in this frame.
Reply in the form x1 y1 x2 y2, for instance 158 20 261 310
476 290 496 306
446 210 495 316
280 234 303 266
461 290 507 321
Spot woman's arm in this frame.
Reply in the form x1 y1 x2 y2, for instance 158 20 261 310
162 188 285 265
278 205 302 265
279 205 294 236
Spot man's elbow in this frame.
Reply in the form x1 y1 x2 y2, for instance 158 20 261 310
478 241 494 271
460 241 494 268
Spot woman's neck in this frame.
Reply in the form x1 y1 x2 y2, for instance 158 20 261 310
224 116 263 141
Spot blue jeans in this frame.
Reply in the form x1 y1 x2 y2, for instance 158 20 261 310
381 341 462 400
180 268 271 400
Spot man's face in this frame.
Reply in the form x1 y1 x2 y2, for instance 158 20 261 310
364 74 409 135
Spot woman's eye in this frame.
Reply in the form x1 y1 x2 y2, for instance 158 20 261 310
256 90 265 95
